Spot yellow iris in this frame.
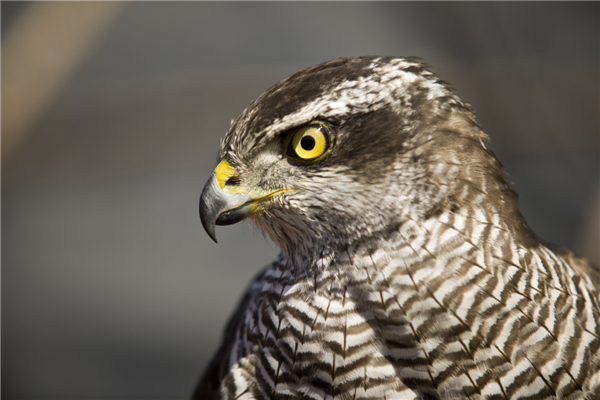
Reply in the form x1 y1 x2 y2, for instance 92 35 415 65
289 124 328 160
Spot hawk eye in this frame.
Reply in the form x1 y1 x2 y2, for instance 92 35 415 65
286 122 330 161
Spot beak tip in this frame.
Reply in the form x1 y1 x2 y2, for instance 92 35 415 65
207 229 218 244
200 204 219 244
199 174 222 244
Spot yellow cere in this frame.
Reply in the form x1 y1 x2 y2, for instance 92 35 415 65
290 124 327 160
214 158 237 190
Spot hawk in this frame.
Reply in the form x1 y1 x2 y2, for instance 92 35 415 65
195 57 600 400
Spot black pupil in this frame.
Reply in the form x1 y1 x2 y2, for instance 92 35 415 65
300 135 316 151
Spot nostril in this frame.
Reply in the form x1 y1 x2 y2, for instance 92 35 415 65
225 176 241 187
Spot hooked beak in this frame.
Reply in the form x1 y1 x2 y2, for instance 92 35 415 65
199 159 286 243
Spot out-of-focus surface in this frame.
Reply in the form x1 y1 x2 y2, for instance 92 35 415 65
2 2 598 399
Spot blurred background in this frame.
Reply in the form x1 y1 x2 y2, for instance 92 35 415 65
2 2 598 399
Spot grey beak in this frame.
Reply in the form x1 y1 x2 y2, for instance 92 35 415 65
199 174 254 243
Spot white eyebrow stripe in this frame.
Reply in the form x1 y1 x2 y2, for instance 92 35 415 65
259 62 447 142
225 57 453 156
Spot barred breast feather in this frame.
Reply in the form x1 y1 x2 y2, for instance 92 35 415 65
197 204 600 400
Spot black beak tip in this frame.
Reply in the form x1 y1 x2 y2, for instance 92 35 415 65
207 229 218 244
199 176 221 244
199 201 219 243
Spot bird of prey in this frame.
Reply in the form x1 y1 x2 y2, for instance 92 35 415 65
195 56 600 400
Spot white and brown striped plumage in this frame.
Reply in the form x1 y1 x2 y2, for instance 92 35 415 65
195 57 600 400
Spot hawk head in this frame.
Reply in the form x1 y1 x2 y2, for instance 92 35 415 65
199 56 528 265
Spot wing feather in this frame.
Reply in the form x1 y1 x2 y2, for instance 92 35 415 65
192 266 269 399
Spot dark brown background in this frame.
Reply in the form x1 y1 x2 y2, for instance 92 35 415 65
2 2 598 399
